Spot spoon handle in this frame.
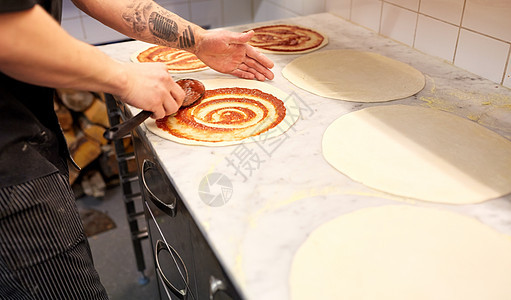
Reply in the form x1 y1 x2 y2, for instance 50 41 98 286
103 110 152 141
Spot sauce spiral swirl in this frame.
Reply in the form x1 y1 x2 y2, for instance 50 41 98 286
156 87 287 142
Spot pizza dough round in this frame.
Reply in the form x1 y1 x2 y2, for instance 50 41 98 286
282 49 425 102
322 105 511 204
145 79 300 146
290 205 511 300
131 45 209 73
247 24 328 54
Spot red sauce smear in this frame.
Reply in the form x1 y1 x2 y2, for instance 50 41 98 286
248 25 324 52
137 46 206 70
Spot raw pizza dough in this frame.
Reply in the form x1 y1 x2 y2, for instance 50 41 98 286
290 205 511 300
145 79 300 146
322 105 511 204
282 49 425 102
131 45 208 73
247 24 328 54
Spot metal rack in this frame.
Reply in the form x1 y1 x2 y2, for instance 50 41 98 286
104 93 149 285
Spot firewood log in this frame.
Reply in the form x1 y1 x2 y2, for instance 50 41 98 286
84 97 109 128
54 97 74 131
57 89 94 112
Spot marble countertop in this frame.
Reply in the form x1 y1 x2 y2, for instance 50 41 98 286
98 13 511 300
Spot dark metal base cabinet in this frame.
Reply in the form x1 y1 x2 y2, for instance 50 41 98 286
132 127 242 300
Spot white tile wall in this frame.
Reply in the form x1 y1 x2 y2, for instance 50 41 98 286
253 0 299 23
325 0 511 85
265 0 297 14
61 0 85 41
190 0 222 28
158 2 190 21
463 0 511 43
455 29 509 84
414 15 458 62
254 0 324 16
380 2 417 46
419 0 464 25
61 18 85 41
223 0 252 27
259 0 285 13
351 0 382 32
326 0 351 19
385 0 419 10
81 16 129 45
303 1 326 15
62 0 80 18
62 0 130 44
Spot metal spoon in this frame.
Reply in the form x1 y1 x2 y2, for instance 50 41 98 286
103 78 205 141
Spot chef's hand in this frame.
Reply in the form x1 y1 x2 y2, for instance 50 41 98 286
194 30 274 81
117 62 185 119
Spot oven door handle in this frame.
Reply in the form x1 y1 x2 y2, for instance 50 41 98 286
142 159 177 216
209 276 227 300
155 239 189 300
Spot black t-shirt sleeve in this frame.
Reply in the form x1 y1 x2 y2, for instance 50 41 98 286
0 0 37 13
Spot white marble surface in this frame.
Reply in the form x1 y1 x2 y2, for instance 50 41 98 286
98 13 511 300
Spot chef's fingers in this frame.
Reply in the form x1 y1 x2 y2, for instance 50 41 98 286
245 44 274 70
169 78 185 108
156 85 183 118
241 57 273 81
147 74 178 119
238 63 266 81
151 96 177 119
230 67 256 80
150 96 169 119
162 97 179 118
233 38 274 80
151 106 165 120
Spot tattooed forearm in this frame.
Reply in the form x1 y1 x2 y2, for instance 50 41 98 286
148 12 178 42
179 25 195 49
122 2 153 33
121 1 197 48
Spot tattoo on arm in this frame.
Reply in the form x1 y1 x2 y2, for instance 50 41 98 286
148 12 178 42
179 25 195 49
122 1 195 48
122 2 153 33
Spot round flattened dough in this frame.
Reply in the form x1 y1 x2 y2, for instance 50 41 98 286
322 105 511 204
290 205 511 300
145 79 300 146
282 49 425 102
